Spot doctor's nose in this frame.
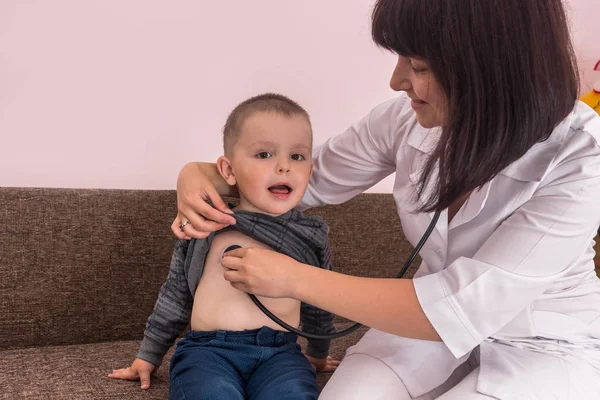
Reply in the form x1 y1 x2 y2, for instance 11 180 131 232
390 58 412 92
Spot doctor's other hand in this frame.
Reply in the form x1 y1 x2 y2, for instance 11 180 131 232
108 358 158 390
172 164 236 240
221 247 301 298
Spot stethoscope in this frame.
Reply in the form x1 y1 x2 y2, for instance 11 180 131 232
222 210 442 340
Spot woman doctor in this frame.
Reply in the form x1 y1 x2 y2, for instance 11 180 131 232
172 0 600 398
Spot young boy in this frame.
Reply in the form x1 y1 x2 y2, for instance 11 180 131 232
109 93 336 399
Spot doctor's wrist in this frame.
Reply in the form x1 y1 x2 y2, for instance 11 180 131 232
289 262 320 303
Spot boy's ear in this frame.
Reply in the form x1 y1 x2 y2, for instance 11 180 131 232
216 156 237 186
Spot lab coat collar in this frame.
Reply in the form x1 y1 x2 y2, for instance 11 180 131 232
406 124 440 155
406 124 490 235
404 116 569 240
449 179 493 230
407 177 493 245
406 127 448 246
406 115 572 184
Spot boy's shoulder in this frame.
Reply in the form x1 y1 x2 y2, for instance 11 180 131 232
289 209 329 230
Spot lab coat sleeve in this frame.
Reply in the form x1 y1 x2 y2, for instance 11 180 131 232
413 135 600 359
299 96 411 210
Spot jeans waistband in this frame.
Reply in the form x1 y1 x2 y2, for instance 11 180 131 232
186 326 297 346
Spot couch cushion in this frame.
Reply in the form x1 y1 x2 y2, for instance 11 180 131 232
0 323 368 399
0 188 178 352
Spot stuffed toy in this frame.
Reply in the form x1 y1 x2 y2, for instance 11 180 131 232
581 59 600 114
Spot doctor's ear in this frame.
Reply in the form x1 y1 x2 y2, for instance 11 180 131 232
217 156 237 186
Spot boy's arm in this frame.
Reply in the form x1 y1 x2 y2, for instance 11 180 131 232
300 302 336 359
137 239 194 366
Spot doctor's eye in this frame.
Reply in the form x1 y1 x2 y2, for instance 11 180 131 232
408 58 428 73
410 64 428 73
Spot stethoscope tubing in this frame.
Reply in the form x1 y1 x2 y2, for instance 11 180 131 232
227 210 443 340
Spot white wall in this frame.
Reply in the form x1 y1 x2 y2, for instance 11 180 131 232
1 1 597 192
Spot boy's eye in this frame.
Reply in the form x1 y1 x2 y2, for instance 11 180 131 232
256 152 272 159
291 154 305 161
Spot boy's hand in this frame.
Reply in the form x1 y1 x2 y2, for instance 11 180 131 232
305 355 341 373
108 358 158 390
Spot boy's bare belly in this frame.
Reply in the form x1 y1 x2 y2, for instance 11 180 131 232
191 230 301 332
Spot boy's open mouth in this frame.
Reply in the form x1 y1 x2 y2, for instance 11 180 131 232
268 184 292 195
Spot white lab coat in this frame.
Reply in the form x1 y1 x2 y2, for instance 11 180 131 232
300 93 600 399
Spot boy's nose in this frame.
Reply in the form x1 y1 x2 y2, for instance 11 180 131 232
277 159 290 173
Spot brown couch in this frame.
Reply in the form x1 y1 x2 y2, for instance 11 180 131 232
0 188 419 399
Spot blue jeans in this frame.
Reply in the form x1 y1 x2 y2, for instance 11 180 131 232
169 326 318 400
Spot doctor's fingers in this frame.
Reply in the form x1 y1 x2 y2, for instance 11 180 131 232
222 247 247 260
221 254 246 272
223 269 250 285
176 212 229 240
171 215 191 240
179 189 236 227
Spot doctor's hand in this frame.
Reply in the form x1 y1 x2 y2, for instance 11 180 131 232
221 247 301 298
172 163 236 240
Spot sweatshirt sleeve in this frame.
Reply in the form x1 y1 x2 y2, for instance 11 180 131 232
137 239 194 365
301 242 337 358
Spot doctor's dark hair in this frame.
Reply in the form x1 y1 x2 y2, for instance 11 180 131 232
223 93 311 156
372 0 579 212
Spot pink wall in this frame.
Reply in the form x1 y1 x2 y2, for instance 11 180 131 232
1 1 597 192
570 0 600 92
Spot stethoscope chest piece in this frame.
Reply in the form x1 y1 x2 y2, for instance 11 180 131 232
221 244 243 260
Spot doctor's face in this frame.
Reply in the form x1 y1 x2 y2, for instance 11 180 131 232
389 56 447 128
